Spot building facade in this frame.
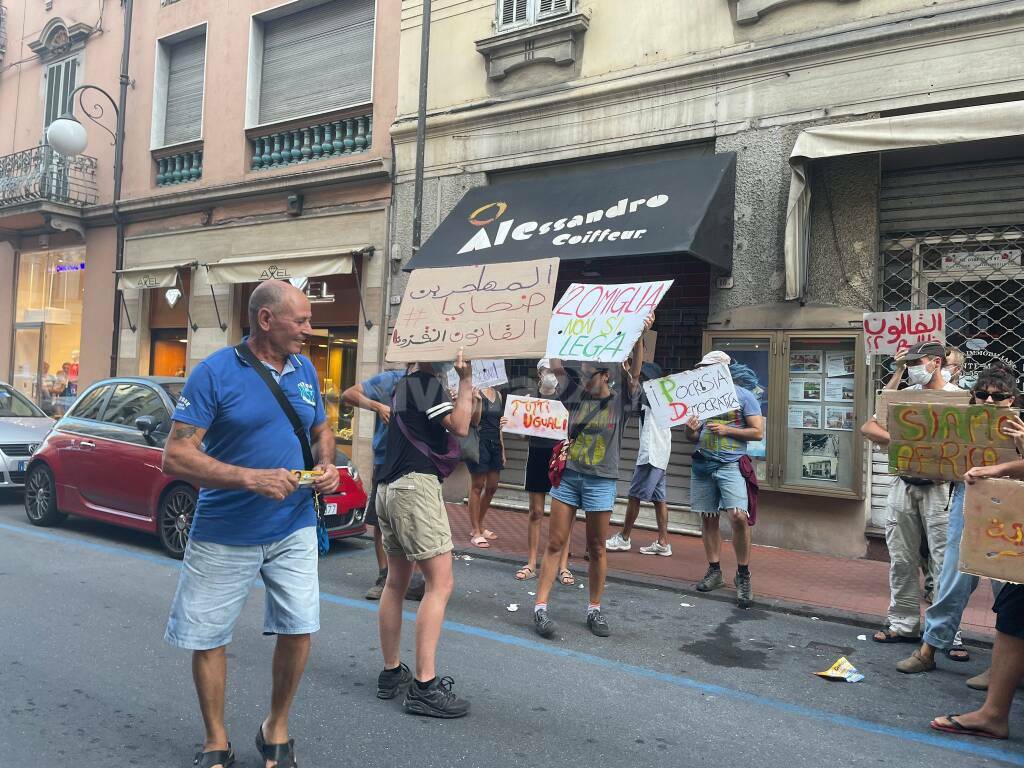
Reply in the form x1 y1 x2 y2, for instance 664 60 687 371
391 0 1024 557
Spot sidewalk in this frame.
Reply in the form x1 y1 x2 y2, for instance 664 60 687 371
446 503 997 639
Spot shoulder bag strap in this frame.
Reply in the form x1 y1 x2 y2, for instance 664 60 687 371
568 395 613 441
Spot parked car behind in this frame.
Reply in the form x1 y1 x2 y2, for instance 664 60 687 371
24 376 367 558
0 383 54 489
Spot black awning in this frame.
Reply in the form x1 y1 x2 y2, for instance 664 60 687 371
405 153 736 272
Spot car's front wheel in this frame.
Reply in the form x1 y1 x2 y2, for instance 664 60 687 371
24 464 65 527
158 484 196 559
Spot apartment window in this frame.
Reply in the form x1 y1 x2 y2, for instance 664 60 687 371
254 0 374 127
161 34 206 146
497 0 571 30
44 57 79 128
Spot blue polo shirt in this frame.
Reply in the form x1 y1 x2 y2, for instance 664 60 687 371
172 345 326 546
361 369 405 467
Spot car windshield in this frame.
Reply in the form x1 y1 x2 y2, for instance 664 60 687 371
160 382 184 403
0 384 47 418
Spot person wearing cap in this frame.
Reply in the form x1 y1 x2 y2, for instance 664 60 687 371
684 350 764 608
606 361 673 556
861 340 960 643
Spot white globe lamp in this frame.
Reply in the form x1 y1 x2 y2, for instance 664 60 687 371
46 115 89 156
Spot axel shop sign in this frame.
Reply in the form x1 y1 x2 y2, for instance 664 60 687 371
502 395 569 440
642 363 739 429
545 280 672 363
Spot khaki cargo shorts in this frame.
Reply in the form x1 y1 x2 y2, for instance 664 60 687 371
376 472 454 561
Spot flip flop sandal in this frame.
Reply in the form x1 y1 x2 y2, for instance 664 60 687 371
256 725 298 768
930 715 1007 740
470 535 490 549
515 565 537 581
483 529 498 541
193 745 235 768
948 647 971 662
872 628 920 643
558 569 575 586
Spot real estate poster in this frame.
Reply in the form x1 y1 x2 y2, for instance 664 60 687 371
825 377 856 402
788 404 822 429
789 376 822 402
825 406 856 431
801 432 840 482
789 350 823 374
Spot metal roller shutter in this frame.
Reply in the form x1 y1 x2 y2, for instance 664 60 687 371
164 35 206 146
258 0 374 126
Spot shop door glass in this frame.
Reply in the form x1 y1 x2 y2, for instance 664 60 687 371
12 326 42 407
301 329 358 446
150 330 188 377
708 336 771 480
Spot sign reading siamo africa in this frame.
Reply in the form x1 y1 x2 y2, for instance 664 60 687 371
457 194 670 255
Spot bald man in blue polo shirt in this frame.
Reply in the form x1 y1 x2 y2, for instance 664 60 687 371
162 280 339 768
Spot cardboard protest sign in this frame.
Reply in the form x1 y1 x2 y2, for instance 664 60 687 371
545 280 672 363
873 388 970 429
387 258 559 363
446 359 508 391
642 363 739 429
502 395 569 440
887 403 1019 481
863 309 945 356
961 478 1024 584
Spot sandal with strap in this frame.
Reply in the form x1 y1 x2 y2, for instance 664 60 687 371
948 632 970 662
470 535 490 549
872 627 920 644
256 725 297 768
930 714 1007 740
515 565 536 581
483 529 498 541
558 568 575 586
193 745 235 768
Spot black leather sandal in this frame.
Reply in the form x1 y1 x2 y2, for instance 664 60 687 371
192 744 235 768
256 724 297 768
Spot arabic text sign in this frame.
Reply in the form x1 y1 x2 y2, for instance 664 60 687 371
387 258 559 363
502 395 569 440
887 403 1019 481
546 280 672 363
642 363 738 429
961 478 1024 584
863 309 945 356
446 359 508 390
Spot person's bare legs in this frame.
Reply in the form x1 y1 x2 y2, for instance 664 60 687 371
193 647 229 760
260 633 312 768
379 555 415 669
728 509 751 566
372 525 387 571
535 500 575 607
412 552 455 682
521 492 546 574
585 511 612 606
558 514 576 573
468 473 486 539
701 513 722 564
621 497 641 541
478 470 501 536
932 630 1024 738
653 500 669 546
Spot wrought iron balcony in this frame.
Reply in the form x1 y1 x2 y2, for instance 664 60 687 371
250 113 373 172
0 145 99 208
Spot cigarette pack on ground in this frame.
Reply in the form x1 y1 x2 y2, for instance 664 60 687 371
815 657 864 683
292 470 324 487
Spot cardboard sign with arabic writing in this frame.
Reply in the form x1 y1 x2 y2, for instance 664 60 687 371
642 363 739 429
502 395 569 440
873 388 970 429
387 258 559 363
887 403 1018 481
961 478 1024 584
863 309 945 356
545 280 672 363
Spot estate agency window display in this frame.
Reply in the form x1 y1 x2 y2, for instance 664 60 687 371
703 330 866 499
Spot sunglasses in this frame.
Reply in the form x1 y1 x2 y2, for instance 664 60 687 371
973 390 1013 402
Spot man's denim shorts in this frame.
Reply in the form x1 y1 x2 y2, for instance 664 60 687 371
550 468 618 513
690 453 748 516
164 526 319 651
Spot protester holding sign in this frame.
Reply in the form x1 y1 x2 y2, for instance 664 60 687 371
684 351 764 608
467 386 506 549
533 315 654 640
883 346 965 391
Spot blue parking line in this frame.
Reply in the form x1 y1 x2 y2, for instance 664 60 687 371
3 520 1022 766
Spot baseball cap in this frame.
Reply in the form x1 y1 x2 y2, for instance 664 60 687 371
537 358 551 371
903 341 946 361
696 351 731 367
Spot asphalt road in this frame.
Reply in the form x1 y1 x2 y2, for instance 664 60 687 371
2 489 1023 768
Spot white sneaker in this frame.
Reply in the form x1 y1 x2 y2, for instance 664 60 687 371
639 541 672 557
606 532 631 551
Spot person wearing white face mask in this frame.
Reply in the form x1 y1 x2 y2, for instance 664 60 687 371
884 346 964 391
862 341 961 643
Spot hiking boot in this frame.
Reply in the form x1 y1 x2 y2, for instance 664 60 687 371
534 608 556 639
405 573 426 601
606 532 631 552
735 572 753 608
365 569 387 600
696 566 725 593
403 676 470 719
639 541 672 557
587 610 610 637
376 662 413 700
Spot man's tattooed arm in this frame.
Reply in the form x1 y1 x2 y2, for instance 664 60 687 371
163 420 254 491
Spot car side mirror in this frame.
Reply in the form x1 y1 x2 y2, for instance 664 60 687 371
135 415 156 436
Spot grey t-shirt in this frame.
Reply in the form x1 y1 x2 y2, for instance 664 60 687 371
560 371 638 480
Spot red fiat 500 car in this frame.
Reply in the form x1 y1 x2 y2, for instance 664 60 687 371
23 376 367 558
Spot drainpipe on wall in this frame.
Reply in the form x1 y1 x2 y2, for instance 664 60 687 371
109 0 133 377
410 0 431 251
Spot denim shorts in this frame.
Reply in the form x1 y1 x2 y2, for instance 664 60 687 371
164 526 319 651
690 453 748 515
550 468 618 513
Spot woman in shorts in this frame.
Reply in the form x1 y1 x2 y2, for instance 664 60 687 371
468 385 505 548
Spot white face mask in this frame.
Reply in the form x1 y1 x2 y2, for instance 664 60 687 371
907 363 934 386
940 368 953 385
539 372 558 394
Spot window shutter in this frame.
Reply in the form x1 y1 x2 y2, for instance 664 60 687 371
163 35 206 146
500 0 529 27
258 0 375 126
538 0 569 15
44 57 78 127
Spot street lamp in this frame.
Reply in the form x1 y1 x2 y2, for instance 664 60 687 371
45 114 89 156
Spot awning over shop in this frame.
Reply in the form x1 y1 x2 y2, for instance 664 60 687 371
115 260 195 291
405 154 736 272
785 100 1024 302
203 247 361 285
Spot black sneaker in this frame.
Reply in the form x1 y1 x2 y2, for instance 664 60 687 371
735 572 753 608
365 570 387 601
587 610 610 637
405 573 426 601
403 676 470 718
376 662 412 700
696 566 725 593
534 608 556 639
